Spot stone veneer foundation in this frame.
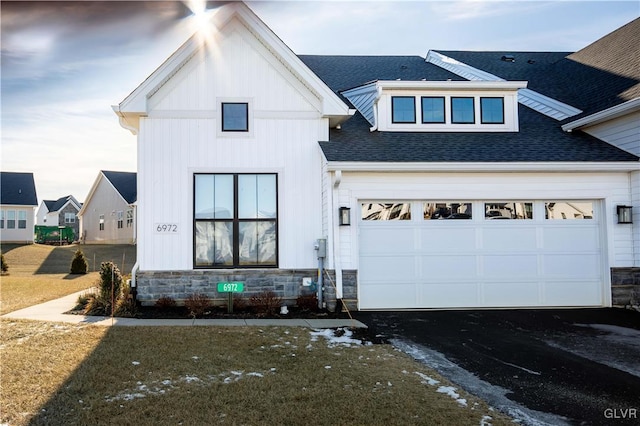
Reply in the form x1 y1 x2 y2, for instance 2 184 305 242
611 267 640 307
135 269 358 312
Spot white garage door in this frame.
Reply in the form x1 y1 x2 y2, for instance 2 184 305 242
358 200 604 309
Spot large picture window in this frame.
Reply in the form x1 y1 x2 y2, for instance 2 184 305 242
194 173 277 268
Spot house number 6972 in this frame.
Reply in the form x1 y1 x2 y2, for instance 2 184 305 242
155 224 178 233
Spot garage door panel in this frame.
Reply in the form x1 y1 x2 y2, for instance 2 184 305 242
483 281 540 307
421 255 477 279
543 227 599 251
418 283 479 307
483 254 538 277
420 228 476 251
359 255 416 280
360 282 418 309
482 227 537 251
543 254 601 278
360 228 414 255
543 280 601 306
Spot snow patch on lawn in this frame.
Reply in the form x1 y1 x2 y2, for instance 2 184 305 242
310 328 371 348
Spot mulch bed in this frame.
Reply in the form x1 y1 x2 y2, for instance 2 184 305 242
135 305 352 320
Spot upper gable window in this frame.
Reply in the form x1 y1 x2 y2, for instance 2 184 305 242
481 97 504 124
421 97 445 123
392 97 416 123
221 102 249 132
451 97 475 124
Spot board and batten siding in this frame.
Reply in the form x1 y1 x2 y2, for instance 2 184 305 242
332 171 636 270
583 111 640 156
136 18 331 271
632 171 640 265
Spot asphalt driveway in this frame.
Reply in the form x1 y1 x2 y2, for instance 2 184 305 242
354 308 640 425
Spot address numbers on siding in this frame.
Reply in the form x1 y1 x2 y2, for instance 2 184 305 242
154 223 179 234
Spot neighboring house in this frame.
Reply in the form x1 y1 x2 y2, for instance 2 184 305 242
78 171 136 244
113 2 639 309
36 195 82 240
0 171 38 244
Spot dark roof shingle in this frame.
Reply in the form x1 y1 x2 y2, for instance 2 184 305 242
103 171 137 204
0 172 38 206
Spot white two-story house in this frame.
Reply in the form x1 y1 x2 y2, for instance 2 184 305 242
114 3 639 310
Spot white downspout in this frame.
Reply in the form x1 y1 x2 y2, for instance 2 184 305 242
333 170 344 300
130 261 139 289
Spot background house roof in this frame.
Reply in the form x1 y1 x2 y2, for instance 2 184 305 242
0 172 38 206
43 195 80 213
102 171 137 204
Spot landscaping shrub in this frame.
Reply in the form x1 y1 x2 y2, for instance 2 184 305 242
83 261 124 316
249 290 282 317
1 253 8 274
69 249 88 274
113 281 137 317
155 296 177 308
73 292 91 311
296 294 319 311
185 293 211 318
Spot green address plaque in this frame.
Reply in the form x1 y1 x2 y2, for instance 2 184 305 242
217 282 244 293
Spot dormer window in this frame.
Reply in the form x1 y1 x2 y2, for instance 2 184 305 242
451 97 475 124
421 97 445 123
222 102 249 132
480 97 504 124
391 96 416 123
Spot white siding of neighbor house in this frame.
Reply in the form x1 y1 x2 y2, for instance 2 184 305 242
136 19 330 271
0 205 35 243
331 171 635 270
583 111 640 156
80 176 134 244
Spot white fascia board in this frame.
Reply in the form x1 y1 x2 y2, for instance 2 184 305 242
426 50 583 121
326 161 640 173
562 97 640 132
376 80 527 91
237 3 351 119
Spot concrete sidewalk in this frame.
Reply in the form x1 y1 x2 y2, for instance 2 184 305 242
2 289 366 328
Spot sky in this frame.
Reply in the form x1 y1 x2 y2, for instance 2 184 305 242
2 0 639 204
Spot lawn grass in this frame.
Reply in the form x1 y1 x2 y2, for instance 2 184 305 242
0 320 512 426
0 243 136 314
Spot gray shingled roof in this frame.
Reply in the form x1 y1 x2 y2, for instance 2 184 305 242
299 21 640 164
102 171 137 204
43 195 78 213
435 18 640 121
322 106 638 162
1 172 38 206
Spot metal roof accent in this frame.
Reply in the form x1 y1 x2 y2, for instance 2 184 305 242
341 82 378 126
426 50 583 121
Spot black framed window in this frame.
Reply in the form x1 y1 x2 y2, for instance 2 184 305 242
451 97 475 124
421 97 445 123
221 102 249 132
194 173 278 268
392 96 416 123
480 97 504 124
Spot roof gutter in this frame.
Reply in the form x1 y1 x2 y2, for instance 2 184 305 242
325 161 640 173
562 97 640 132
112 105 139 135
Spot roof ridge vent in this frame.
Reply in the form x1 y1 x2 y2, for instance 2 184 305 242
501 55 515 62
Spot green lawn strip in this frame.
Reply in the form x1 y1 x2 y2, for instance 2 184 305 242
1 322 511 425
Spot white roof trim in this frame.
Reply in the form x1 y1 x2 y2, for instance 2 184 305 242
375 80 528 90
115 2 350 130
562 97 640 132
426 50 583 121
326 161 639 173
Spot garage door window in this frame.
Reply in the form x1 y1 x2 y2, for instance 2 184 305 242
485 202 533 220
424 202 472 219
545 201 594 219
362 203 411 220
